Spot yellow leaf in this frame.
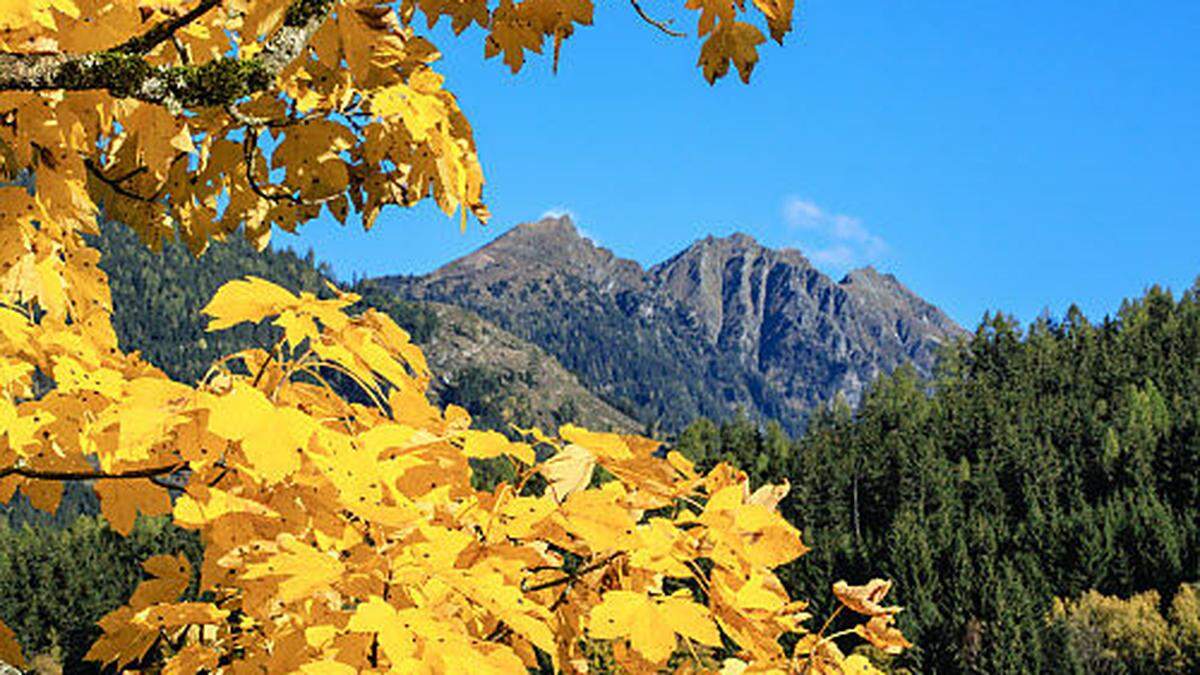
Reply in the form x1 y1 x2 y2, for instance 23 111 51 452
540 443 595 502
853 615 912 655
134 602 229 628
129 554 191 610
746 478 789 511
588 590 720 663
462 429 535 464
559 424 632 460
96 479 172 536
832 579 902 617
201 276 300 331
698 20 766 84
243 534 346 603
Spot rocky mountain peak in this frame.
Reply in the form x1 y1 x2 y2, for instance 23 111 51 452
424 215 643 288
381 217 965 433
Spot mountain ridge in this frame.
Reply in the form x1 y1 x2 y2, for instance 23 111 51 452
380 216 965 433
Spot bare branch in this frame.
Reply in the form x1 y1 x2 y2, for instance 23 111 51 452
630 0 686 38
0 462 186 482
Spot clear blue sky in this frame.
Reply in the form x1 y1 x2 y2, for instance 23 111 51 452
277 0 1200 328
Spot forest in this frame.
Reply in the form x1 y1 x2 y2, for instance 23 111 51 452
677 287 1200 673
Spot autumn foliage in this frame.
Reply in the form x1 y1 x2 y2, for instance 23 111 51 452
0 0 908 672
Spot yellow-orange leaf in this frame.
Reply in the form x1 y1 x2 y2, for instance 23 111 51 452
589 590 721 663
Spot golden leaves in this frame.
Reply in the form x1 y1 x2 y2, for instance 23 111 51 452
129 553 192 609
588 590 721 663
698 20 767 84
0 0 845 670
3 257 911 672
242 534 346 603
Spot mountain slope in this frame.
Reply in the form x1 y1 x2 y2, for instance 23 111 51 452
382 216 965 433
94 221 637 433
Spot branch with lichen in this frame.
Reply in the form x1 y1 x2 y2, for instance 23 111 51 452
0 0 334 111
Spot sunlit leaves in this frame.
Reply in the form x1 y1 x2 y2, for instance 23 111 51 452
242 534 346 602
588 590 721 663
2 259 907 672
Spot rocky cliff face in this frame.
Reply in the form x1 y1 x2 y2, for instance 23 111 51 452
381 216 965 433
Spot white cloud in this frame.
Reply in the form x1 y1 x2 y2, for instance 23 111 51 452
782 197 888 271
539 206 602 245
810 245 858 269
541 206 577 221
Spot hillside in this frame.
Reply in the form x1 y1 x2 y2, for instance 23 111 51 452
381 216 965 433
93 222 637 433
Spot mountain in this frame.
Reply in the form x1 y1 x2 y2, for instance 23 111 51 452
93 221 637 433
380 216 965 433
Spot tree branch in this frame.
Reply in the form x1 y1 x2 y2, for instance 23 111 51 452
115 0 223 56
0 462 186 482
0 0 334 110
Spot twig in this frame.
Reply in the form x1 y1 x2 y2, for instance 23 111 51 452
630 0 686 37
522 552 623 593
84 158 157 203
115 0 224 55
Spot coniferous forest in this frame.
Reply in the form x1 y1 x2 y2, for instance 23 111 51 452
677 288 1200 673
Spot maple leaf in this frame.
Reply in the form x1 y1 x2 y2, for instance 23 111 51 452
129 553 192 609
698 20 767 84
96 478 172 536
559 423 633 460
485 0 544 73
462 428 536 464
752 0 793 43
242 534 345 603
746 478 790 511
589 590 722 663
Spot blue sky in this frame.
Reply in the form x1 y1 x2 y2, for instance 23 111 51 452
278 1 1200 328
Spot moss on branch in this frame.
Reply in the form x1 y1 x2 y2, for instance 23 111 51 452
0 0 333 109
